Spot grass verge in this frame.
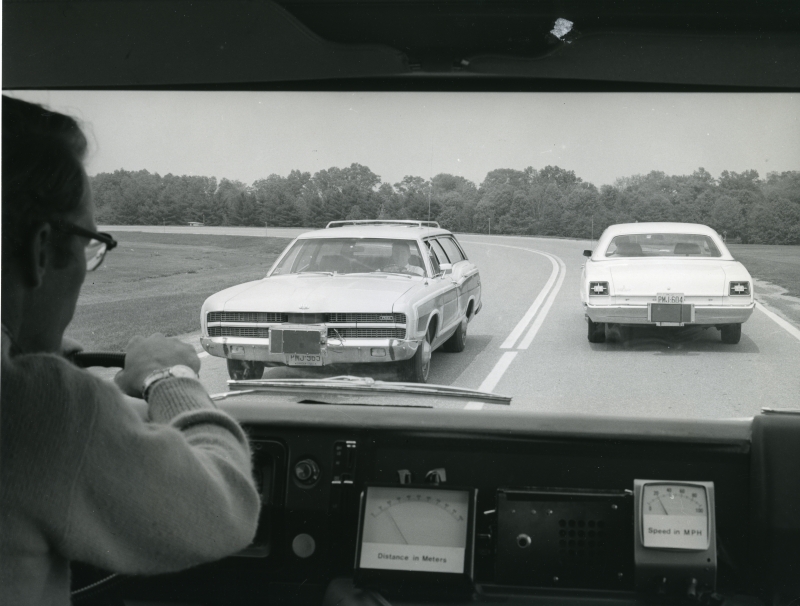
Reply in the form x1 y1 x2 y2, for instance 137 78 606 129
727 244 800 298
67 232 292 351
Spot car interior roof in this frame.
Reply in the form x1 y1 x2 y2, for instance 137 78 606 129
3 0 799 91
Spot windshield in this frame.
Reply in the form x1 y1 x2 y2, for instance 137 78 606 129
9 91 798 421
271 238 426 276
605 234 722 258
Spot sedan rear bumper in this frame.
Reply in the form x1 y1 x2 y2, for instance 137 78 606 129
200 336 421 364
584 303 754 325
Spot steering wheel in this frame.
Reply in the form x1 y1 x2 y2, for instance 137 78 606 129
71 562 125 603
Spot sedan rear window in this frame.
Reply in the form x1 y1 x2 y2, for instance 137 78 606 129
605 234 722 258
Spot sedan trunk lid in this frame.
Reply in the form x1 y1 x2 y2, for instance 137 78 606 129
609 260 726 297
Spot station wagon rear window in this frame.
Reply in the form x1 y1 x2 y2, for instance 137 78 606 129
605 234 723 258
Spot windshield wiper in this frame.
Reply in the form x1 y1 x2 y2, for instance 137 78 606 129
296 271 335 276
220 375 511 404
368 272 414 278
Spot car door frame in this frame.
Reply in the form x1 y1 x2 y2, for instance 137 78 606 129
436 235 481 324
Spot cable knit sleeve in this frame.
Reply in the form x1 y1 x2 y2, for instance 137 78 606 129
46 360 260 574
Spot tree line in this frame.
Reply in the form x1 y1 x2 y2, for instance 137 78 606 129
91 164 800 244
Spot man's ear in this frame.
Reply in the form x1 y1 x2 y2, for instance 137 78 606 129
20 223 52 289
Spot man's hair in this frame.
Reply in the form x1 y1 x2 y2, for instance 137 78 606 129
2 96 88 263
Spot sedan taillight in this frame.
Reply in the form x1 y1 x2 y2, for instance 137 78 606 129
729 281 751 296
589 281 609 296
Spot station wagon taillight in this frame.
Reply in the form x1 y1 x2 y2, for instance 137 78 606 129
589 281 609 296
729 281 750 296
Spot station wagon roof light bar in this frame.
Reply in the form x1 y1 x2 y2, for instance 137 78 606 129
326 220 441 229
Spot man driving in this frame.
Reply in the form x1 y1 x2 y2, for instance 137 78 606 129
383 241 425 276
0 96 260 605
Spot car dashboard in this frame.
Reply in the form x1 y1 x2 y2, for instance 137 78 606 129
100 400 799 606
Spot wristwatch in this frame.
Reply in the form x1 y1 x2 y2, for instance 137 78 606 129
142 364 199 400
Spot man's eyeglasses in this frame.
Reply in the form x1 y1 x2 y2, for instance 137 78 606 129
51 220 118 271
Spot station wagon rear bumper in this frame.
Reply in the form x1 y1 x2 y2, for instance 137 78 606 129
583 302 755 325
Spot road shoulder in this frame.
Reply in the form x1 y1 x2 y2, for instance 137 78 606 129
754 279 800 333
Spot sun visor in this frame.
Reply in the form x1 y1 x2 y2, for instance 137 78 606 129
2 0 409 88
464 30 800 88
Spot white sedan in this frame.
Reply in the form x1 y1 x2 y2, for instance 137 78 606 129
200 220 482 382
581 222 755 344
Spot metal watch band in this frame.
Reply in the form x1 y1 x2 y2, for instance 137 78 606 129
141 364 198 400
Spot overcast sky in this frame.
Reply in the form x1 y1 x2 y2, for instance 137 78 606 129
7 91 799 187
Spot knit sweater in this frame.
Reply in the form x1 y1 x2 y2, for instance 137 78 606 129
0 332 261 606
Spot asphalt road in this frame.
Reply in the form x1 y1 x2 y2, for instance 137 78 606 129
101 227 800 418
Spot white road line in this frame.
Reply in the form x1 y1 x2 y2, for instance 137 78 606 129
500 255 558 349
456 240 567 409
463 352 518 410
460 239 565 350
756 302 800 342
517 256 567 349
478 351 518 391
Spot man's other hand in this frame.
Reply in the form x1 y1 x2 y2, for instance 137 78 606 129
115 333 201 397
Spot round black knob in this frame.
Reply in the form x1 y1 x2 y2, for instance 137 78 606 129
294 459 320 484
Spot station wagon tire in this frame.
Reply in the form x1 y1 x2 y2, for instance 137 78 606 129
227 359 266 380
442 319 467 352
720 323 742 344
405 333 432 383
587 318 606 343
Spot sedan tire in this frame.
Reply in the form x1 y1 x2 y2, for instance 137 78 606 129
587 318 606 343
720 323 742 344
227 359 266 380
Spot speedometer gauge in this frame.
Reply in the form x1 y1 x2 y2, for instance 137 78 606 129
633 480 717 595
641 483 709 549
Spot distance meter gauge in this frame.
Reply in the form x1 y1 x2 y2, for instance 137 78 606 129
363 487 468 547
358 486 472 575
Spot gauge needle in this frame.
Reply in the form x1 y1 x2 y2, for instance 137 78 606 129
384 508 409 544
657 496 670 514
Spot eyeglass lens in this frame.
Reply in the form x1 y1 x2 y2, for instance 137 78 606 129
85 239 107 270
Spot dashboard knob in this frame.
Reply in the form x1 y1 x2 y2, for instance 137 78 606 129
425 468 447 484
292 533 316 558
294 458 320 484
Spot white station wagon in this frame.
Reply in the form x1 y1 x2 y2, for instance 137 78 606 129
581 222 755 344
200 220 482 382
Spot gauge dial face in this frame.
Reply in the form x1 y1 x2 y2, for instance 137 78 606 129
641 483 709 550
359 487 470 574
